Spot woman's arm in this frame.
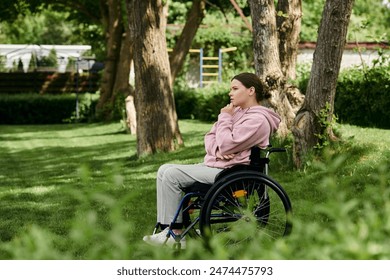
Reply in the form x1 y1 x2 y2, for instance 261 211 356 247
204 122 218 156
215 113 269 155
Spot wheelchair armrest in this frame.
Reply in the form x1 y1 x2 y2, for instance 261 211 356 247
214 164 260 182
268 147 287 153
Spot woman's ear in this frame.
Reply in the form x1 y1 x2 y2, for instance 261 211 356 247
249 86 255 96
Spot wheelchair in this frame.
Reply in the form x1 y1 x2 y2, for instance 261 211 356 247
151 146 292 249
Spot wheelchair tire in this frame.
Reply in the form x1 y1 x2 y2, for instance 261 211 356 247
199 170 292 245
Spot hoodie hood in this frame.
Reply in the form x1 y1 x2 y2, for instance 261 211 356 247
230 105 280 140
250 105 280 136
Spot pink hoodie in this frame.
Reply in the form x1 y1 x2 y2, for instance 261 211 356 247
204 105 280 168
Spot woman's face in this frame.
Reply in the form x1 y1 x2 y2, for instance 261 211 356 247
229 79 254 108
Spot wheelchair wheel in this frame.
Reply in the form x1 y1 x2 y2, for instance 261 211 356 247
199 170 292 245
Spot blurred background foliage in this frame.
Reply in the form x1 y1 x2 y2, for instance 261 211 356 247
0 0 389 62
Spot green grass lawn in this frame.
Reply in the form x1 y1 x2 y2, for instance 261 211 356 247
0 121 389 259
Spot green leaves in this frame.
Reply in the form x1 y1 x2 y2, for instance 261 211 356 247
314 102 338 150
335 51 390 129
1 120 390 259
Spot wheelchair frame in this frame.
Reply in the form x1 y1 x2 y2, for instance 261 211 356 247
152 146 293 249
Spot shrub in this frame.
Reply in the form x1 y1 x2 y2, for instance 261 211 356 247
174 87 199 120
292 52 390 129
293 62 311 94
195 83 230 121
174 83 230 122
0 93 98 124
335 52 390 129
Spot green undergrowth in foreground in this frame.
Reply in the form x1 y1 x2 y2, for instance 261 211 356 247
0 121 389 259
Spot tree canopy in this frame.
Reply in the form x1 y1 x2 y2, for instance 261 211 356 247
1 0 389 58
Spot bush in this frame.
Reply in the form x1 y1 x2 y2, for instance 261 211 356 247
195 83 231 121
292 52 390 129
174 87 199 120
174 83 230 122
293 62 311 94
335 52 390 129
0 93 99 124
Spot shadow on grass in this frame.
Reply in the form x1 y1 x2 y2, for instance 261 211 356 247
2 122 388 259
0 123 208 252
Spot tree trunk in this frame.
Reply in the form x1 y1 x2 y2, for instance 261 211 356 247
250 1 282 82
276 0 305 133
292 0 355 168
123 0 136 134
96 0 123 120
112 19 136 128
169 0 206 84
125 94 137 135
130 0 183 157
112 31 133 105
276 0 302 81
249 0 304 138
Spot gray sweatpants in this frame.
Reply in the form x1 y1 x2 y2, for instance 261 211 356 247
156 163 223 225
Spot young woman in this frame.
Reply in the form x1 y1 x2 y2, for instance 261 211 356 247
143 72 281 247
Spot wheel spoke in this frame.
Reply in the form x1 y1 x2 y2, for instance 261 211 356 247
200 173 292 245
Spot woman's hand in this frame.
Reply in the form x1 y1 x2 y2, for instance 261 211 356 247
220 103 235 115
216 149 236 160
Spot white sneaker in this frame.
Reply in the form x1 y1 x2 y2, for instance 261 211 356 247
143 228 186 249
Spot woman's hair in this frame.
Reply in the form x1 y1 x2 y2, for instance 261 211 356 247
231 72 271 102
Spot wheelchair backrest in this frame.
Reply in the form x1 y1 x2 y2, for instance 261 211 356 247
250 146 269 170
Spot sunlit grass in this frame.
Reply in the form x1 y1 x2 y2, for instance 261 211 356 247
0 120 389 259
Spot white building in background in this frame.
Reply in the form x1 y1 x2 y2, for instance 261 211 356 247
1 42 388 76
298 42 389 70
0 44 92 73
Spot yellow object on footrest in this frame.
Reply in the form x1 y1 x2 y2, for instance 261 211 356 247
233 189 247 198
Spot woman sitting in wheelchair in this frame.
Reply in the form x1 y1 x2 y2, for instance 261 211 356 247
143 72 281 248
